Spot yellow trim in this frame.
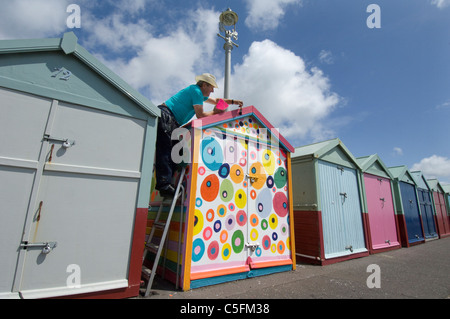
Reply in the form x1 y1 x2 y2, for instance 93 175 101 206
287 152 297 270
182 126 202 291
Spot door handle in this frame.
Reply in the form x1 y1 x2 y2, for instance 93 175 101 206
20 241 57 255
246 242 260 251
246 174 258 183
43 134 76 149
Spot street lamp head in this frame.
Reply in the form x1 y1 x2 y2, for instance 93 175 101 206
218 8 239 99
220 8 238 27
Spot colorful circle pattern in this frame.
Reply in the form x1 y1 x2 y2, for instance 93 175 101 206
192 118 291 265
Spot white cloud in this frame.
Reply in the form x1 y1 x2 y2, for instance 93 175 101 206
86 7 221 104
393 147 403 156
411 155 450 181
77 2 340 142
318 50 334 65
0 0 70 39
0 1 340 144
82 13 155 53
245 0 302 31
108 0 148 14
230 40 340 142
436 100 450 109
430 0 450 9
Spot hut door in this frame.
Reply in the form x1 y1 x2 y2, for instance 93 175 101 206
246 141 293 269
190 133 251 280
191 126 292 281
433 192 450 236
0 89 53 298
14 101 145 298
399 182 424 243
417 189 437 238
318 161 366 259
364 174 399 249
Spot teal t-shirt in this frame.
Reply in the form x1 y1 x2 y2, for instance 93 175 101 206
165 84 208 125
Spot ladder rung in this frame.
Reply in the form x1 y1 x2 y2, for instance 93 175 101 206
153 221 166 229
141 266 152 279
145 243 159 252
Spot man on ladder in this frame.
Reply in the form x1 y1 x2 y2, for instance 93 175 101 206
142 74 243 296
154 73 243 197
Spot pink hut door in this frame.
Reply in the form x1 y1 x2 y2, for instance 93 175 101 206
364 174 399 249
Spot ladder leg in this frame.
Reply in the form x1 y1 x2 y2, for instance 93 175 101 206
144 167 186 297
175 184 185 290
143 199 165 262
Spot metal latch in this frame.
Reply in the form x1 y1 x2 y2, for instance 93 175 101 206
345 245 353 253
339 192 348 198
385 239 391 245
246 174 258 184
43 134 76 149
246 242 260 252
20 241 57 255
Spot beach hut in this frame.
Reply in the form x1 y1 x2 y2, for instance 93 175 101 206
291 138 368 265
356 155 400 253
145 106 296 291
410 171 438 240
427 179 450 238
0 33 160 299
442 184 450 217
388 166 424 247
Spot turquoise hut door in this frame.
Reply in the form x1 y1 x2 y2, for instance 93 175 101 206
318 160 366 259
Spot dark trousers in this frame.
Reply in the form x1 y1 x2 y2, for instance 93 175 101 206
155 105 179 190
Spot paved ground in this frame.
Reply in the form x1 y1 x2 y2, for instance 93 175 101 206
138 237 450 299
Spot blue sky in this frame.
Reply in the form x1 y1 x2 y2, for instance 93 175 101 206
1 0 449 183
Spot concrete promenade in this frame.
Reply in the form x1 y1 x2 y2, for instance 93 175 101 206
139 236 450 299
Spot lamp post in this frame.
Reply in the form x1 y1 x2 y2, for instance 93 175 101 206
217 8 239 99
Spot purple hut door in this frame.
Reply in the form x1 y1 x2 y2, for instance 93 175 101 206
364 174 399 249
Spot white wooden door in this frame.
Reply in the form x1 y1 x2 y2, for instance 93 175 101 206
0 88 52 298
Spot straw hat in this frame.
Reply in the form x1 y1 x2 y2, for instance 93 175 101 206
195 73 218 88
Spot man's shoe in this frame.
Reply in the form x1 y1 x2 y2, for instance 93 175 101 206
159 184 176 198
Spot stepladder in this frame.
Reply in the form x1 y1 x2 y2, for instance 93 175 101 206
141 166 186 297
